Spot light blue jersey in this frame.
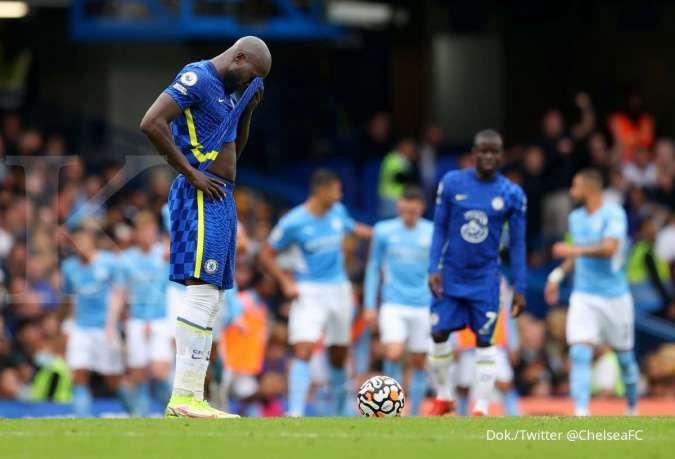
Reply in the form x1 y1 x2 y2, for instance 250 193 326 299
364 218 433 309
119 245 169 320
61 251 122 329
570 202 629 298
269 203 355 283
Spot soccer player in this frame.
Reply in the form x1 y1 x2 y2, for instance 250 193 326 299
545 169 639 416
363 186 432 415
118 212 172 416
140 36 271 418
61 227 126 417
259 169 372 416
427 129 527 416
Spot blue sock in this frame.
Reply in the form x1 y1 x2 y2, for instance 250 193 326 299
117 383 136 415
152 378 172 407
409 369 427 416
136 382 151 417
288 359 311 416
616 350 639 410
329 366 348 416
502 388 520 416
569 344 593 414
382 360 403 384
457 393 469 416
72 384 92 418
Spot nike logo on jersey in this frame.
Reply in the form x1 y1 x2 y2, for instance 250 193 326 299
218 98 226 103
455 194 468 201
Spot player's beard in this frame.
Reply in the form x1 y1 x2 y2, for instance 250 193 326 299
222 69 244 94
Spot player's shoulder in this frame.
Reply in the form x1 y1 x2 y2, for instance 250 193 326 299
278 205 306 226
419 218 434 231
499 173 525 197
374 218 399 234
330 202 350 216
569 207 585 221
98 250 121 267
61 256 78 271
176 60 214 80
602 202 627 219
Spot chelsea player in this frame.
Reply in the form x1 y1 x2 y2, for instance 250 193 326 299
363 186 432 415
260 169 372 416
140 36 271 418
428 129 527 416
545 169 639 416
118 212 172 416
62 227 126 417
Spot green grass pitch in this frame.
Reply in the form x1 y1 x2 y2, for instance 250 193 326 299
1 417 674 459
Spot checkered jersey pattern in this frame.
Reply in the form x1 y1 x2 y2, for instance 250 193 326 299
168 175 199 284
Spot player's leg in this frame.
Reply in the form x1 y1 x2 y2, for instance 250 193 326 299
455 349 473 416
605 294 639 415
379 304 407 384
66 327 93 417
406 307 432 415
324 282 355 416
92 328 131 414
287 284 325 416
495 349 519 416
428 296 467 415
566 292 600 416
149 319 173 408
126 319 152 416
468 294 501 416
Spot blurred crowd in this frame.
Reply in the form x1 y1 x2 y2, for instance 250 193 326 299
0 86 674 413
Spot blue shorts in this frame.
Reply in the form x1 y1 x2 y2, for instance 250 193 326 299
168 172 237 290
431 292 500 346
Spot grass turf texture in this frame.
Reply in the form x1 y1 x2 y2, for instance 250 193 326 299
1 417 673 459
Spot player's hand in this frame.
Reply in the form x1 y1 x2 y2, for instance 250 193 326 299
428 272 443 298
552 242 577 259
511 293 526 318
363 309 378 329
186 168 226 201
544 281 560 306
280 278 299 300
245 87 264 113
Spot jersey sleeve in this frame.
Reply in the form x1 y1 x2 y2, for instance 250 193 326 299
268 215 296 251
163 64 211 111
363 225 385 310
336 203 356 233
507 186 527 294
429 175 452 273
603 206 627 240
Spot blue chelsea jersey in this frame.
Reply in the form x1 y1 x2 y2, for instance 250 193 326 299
364 218 433 309
429 168 527 299
268 203 355 283
119 245 170 320
570 203 629 298
61 251 122 329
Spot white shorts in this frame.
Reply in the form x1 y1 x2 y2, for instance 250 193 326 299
288 282 354 346
566 291 634 350
455 347 513 387
379 303 430 353
125 318 173 368
66 326 124 375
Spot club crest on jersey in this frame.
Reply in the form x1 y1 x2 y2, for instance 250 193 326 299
180 71 198 86
492 196 504 211
204 259 219 274
331 218 343 231
461 210 489 244
430 313 439 326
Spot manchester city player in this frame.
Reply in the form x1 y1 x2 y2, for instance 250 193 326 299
545 169 639 416
428 129 527 416
140 36 271 418
118 212 172 416
363 186 432 415
61 227 126 417
260 169 372 417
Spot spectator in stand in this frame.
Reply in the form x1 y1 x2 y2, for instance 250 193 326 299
418 123 446 199
538 109 575 239
648 168 675 211
358 111 394 166
586 132 615 184
377 138 420 217
623 148 657 188
520 145 546 249
609 89 654 163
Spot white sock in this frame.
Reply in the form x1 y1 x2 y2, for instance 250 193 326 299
193 289 222 401
428 340 455 401
474 346 497 414
172 284 219 399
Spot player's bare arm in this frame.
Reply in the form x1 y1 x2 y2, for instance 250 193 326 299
352 222 373 239
140 94 226 201
544 254 575 306
258 241 299 299
552 237 620 259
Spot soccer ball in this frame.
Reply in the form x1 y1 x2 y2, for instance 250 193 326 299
356 375 405 417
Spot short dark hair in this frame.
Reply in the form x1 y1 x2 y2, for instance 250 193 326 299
401 185 425 202
310 169 340 193
577 168 604 189
473 129 503 147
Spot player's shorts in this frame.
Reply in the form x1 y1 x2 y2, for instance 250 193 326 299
125 318 173 368
66 326 124 375
566 291 634 350
379 303 430 353
455 347 513 387
430 292 500 346
288 282 354 346
168 172 237 290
